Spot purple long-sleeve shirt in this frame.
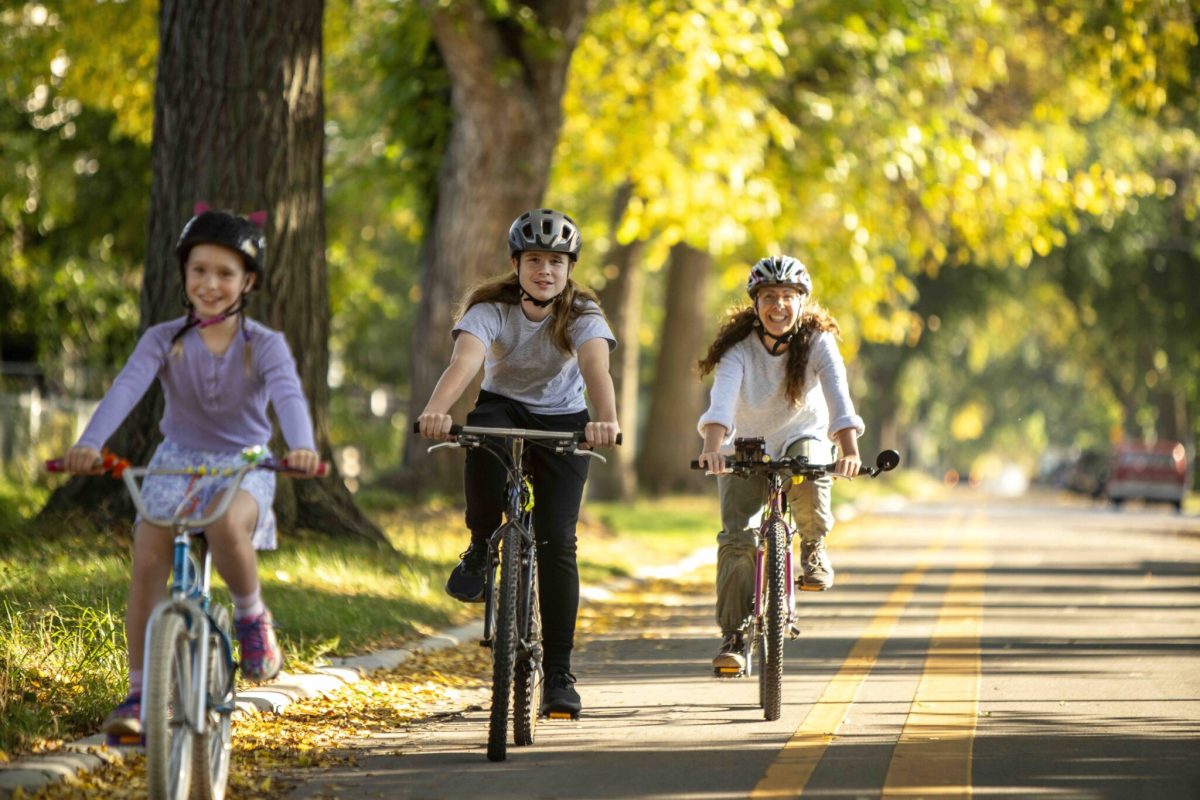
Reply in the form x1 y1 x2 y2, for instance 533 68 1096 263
76 317 316 455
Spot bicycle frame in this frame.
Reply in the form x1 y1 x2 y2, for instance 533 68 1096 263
479 436 536 649
750 472 798 643
692 442 901 719
420 423 607 761
123 464 250 737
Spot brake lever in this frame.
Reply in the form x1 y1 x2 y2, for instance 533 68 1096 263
571 448 607 463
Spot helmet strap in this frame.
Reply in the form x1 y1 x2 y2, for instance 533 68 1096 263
753 306 798 355
758 329 795 355
516 273 559 308
521 288 557 308
189 293 248 329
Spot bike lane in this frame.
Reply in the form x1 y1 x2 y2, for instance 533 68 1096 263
277 498 1200 800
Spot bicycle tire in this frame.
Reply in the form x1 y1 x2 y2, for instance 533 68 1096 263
513 547 542 746
190 604 234 800
144 608 195 800
487 523 522 762
763 516 788 721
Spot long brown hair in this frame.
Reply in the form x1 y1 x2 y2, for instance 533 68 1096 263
698 301 841 405
456 271 607 355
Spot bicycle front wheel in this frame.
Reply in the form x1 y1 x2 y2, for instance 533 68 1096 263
191 604 234 800
487 523 522 762
513 547 542 747
144 608 195 800
762 516 788 721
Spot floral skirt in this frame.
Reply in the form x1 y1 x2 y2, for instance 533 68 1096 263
139 439 278 550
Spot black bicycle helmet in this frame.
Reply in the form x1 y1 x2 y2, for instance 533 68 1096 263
507 208 582 261
746 254 812 297
176 208 266 287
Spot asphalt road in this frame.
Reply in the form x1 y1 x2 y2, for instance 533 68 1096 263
282 493 1200 799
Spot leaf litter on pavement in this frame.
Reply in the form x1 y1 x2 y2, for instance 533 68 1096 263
28 646 492 800
27 571 706 799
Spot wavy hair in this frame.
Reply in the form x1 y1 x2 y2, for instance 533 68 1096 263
698 301 841 405
457 271 607 355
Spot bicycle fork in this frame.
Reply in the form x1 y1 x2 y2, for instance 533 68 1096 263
142 532 222 737
752 496 801 640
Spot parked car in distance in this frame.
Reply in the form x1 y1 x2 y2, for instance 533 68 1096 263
1103 440 1189 512
1064 449 1109 498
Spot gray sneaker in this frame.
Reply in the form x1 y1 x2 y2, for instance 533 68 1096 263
800 537 834 591
711 632 746 671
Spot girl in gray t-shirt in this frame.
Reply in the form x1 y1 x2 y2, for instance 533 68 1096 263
414 209 620 719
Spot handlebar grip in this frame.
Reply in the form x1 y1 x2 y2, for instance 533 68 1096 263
411 422 463 436
279 460 330 477
46 458 105 473
690 460 703 470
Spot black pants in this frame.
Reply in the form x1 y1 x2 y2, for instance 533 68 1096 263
464 390 591 675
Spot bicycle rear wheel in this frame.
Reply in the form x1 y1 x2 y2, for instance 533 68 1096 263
513 548 542 746
144 608 195 800
762 516 788 721
487 523 522 762
190 604 234 800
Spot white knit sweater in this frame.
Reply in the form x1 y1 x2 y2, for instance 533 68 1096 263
697 331 865 458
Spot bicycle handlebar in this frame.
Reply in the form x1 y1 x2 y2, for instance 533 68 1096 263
46 454 329 530
411 421 622 446
45 458 329 478
691 449 901 479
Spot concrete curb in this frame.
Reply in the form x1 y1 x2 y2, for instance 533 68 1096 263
0 620 483 799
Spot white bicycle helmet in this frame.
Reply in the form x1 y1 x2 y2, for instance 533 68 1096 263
746 255 812 297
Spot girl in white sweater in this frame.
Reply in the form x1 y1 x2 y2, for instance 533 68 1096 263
696 255 864 671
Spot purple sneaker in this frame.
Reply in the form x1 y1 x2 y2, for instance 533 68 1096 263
102 692 143 745
235 610 284 681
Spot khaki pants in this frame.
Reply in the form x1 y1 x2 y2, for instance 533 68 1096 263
714 440 835 634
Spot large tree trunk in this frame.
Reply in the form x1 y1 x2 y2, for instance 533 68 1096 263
638 242 711 496
589 183 644 502
42 0 385 544
402 0 590 491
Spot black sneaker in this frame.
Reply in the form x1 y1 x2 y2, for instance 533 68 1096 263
445 541 489 602
540 670 581 719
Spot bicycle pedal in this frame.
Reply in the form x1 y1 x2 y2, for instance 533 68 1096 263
788 624 802 640
106 733 145 747
544 710 578 720
713 666 744 678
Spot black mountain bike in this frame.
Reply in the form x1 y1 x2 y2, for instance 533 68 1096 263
417 423 610 762
693 437 899 720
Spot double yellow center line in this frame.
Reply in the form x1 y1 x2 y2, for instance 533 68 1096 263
753 536 984 798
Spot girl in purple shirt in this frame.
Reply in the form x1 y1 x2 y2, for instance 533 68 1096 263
64 207 319 741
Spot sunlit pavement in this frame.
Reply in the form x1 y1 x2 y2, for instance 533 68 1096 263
278 492 1200 800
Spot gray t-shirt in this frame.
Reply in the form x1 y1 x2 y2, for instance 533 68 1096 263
454 300 616 414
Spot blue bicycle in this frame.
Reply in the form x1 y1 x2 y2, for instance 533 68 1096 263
49 447 325 799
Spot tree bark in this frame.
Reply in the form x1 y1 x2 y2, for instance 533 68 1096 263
638 242 711 496
589 183 644 502
402 0 590 491
42 0 385 544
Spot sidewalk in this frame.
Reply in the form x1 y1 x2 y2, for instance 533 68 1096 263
0 620 483 799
